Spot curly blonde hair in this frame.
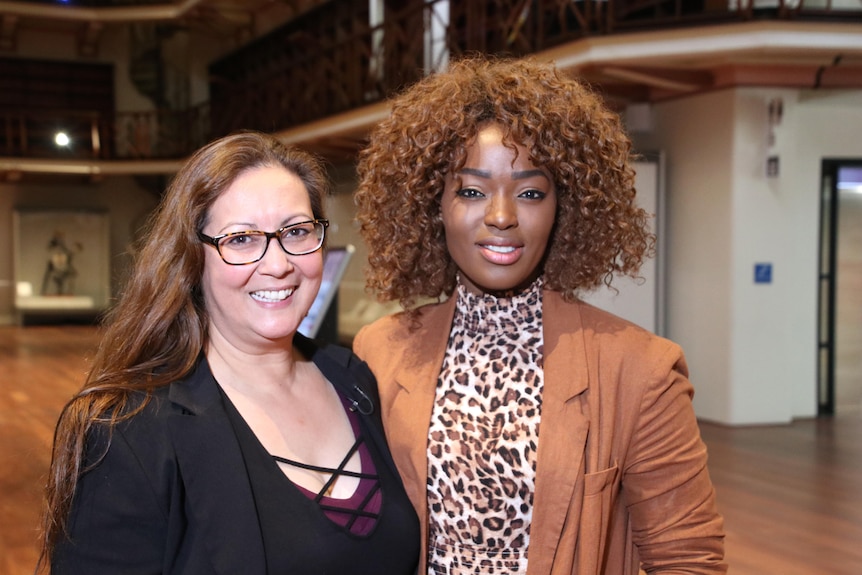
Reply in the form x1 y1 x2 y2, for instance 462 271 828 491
355 55 653 309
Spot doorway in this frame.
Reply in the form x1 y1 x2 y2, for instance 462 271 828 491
819 159 862 416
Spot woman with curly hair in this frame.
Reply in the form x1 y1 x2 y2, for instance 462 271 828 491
352 56 725 574
39 131 419 574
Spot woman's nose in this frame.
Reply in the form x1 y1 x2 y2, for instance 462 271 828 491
256 236 295 273
484 194 517 229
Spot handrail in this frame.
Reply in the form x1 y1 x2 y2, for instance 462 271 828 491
1 0 860 164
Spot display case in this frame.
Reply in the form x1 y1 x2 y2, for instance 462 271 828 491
13 210 111 324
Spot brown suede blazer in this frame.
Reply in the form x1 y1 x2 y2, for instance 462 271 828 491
353 289 726 575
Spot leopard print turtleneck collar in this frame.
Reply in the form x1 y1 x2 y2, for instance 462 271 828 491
426 276 545 574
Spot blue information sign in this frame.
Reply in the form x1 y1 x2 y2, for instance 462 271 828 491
754 263 772 284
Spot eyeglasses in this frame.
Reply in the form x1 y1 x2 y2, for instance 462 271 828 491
198 219 329 265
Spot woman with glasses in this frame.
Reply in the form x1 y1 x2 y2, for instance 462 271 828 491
353 56 725 574
39 131 420 575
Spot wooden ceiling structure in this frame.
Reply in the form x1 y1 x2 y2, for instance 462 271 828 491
0 0 328 53
1 0 862 175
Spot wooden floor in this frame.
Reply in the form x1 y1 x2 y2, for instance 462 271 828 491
699 416 862 574
1 325 861 575
0 325 102 575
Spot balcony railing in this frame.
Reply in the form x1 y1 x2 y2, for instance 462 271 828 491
1 0 860 163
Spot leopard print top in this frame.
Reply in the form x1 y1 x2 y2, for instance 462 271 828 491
427 277 544 574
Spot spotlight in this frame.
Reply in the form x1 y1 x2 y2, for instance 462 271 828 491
54 132 70 147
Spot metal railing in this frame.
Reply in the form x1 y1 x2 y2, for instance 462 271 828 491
1 0 859 162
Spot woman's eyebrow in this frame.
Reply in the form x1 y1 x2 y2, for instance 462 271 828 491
458 167 548 180
512 169 548 181
459 167 491 178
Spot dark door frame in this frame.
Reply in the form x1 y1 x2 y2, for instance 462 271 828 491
818 158 862 416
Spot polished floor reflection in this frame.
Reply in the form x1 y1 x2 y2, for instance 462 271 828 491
1 325 860 574
1 325 100 575
700 416 862 574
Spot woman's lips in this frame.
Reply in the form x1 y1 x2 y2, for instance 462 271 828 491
479 243 522 265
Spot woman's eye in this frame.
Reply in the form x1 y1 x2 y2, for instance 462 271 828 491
282 224 312 241
519 189 546 200
286 227 309 237
225 233 253 246
456 187 484 198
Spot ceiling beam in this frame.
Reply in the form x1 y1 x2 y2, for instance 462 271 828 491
598 66 704 93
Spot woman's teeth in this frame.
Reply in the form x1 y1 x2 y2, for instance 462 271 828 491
485 245 516 253
251 288 294 302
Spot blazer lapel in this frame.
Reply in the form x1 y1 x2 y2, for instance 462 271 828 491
528 291 591 575
386 300 456 512
168 359 266 575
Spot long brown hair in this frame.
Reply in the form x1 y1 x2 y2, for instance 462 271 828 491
38 131 330 567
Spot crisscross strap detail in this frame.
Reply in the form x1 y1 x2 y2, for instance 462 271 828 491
273 435 381 532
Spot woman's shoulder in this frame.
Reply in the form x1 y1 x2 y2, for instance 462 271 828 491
359 300 450 338
105 387 178 442
574 298 656 334
102 362 210 438
357 310 406 339
541 298 693 403
551 295 683 358
76 388 176 473
294 331 367 373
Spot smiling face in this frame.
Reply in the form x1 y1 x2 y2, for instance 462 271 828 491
441 123 557 296
200 164 323 352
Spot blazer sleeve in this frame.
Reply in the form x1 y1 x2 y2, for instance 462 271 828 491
52 412 175 575
621 344 726 573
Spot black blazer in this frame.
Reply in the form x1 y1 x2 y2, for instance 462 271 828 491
52 334 400 575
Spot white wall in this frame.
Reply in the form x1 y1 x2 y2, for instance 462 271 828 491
636 86 862 425
639 90 735 422
727 87 812 424
581 158 663 334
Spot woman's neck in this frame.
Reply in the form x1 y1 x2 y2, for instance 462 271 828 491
204 328 308 397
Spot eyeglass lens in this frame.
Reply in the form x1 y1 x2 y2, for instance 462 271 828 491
218 221 324 264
